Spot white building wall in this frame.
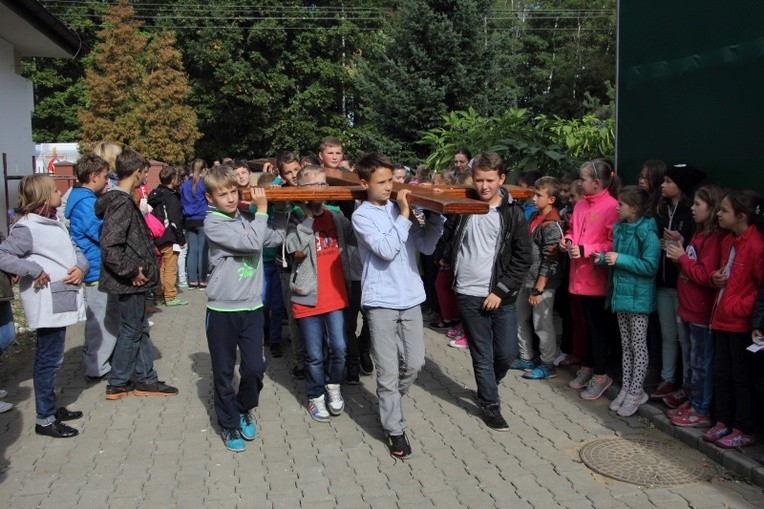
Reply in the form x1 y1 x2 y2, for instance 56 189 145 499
0 36 35 233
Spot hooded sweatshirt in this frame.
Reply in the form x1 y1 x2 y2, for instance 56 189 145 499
204 208 287 311
147 184 186 247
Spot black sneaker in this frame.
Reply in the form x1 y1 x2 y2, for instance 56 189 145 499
55 407 83 421
386 432 412 459
270 343 284 358
105 382 134 400
35 420 78 438
292 366 306 380
344 370 360 385
134 381 179 397
483 407 509 432
359 351 373 375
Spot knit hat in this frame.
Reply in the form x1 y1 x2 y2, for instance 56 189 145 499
665 163 706 194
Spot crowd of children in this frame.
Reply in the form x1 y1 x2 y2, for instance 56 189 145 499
0 137 761 462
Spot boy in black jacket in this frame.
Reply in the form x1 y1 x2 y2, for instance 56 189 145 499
148 166 187 307
96 149 178 400
441 152 532 431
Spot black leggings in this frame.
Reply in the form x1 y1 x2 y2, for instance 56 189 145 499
580 296 610 375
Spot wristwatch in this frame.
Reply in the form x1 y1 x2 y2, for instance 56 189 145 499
530 288 543 296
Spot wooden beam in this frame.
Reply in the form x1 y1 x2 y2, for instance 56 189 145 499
254 168 531 215
260 186 489 214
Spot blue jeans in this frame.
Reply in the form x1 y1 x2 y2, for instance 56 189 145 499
34 327 66 424
109 293 158 387
684 321 714 415
298 310 346 400
0 301 15 355
456 294 517 410
263 261 284 346
185 226 208 284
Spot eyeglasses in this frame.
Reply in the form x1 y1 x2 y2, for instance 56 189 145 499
301 182 329 187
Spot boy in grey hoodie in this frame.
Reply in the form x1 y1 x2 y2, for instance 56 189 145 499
203 166 287 452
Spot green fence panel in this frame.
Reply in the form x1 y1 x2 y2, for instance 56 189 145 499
617 0 764 189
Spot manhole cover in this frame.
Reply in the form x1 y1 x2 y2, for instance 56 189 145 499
579 437 709 486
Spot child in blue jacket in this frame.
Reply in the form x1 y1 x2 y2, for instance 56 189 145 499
592 186 660 417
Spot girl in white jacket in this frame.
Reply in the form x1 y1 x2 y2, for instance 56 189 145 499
0 175 87 438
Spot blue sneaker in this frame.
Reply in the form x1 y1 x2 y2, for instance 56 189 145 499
239 412 256 441
509 358 536 371
522 364 557 379
222 428 246 452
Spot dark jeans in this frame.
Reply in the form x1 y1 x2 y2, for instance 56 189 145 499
34 327 66 424
714 330 753 433
580 295 610 375
299 309 346 400
456 294 517 410
684 322 714 415
263 261 284 346
206 308 267 430
109 293 158 387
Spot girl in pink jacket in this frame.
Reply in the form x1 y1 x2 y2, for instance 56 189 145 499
560 160 619 401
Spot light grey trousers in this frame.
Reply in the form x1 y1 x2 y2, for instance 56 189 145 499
83 285 119 378
366 305 425 436
516 287 559 365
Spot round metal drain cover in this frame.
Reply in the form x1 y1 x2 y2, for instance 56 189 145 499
580 437 709 486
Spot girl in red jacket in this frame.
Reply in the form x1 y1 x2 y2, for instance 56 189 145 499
665 185 726 427
702 189 764 448
560 160 619 401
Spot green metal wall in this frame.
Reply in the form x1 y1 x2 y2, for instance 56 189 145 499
616 1 764 189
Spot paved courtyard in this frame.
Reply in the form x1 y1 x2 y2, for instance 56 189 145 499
0 289 762 508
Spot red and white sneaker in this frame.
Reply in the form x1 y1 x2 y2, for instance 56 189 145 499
662 388 688 409
666 400 692 419
702 422 730 443
716 428 756 449
448 334 468 349
650 381 675 399
446 324 463 338
671 408 711 428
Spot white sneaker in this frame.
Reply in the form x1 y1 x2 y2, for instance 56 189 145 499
308 395 330 422
617 391 648 417
0 389 7 399
609 389 628 412
0 401 13 413
325 383 345 416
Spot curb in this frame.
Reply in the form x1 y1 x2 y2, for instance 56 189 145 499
604 384 764 487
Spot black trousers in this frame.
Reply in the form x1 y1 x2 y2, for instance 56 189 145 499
714 330 753 434
206 308 267 430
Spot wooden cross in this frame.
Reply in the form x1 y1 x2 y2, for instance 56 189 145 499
260 168 532 215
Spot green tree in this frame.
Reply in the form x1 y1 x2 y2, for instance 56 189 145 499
21 0 104 142
132 31 201 164
354 0 522 160
78 0 146 148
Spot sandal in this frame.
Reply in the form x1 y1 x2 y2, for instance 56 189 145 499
198 282 208 288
